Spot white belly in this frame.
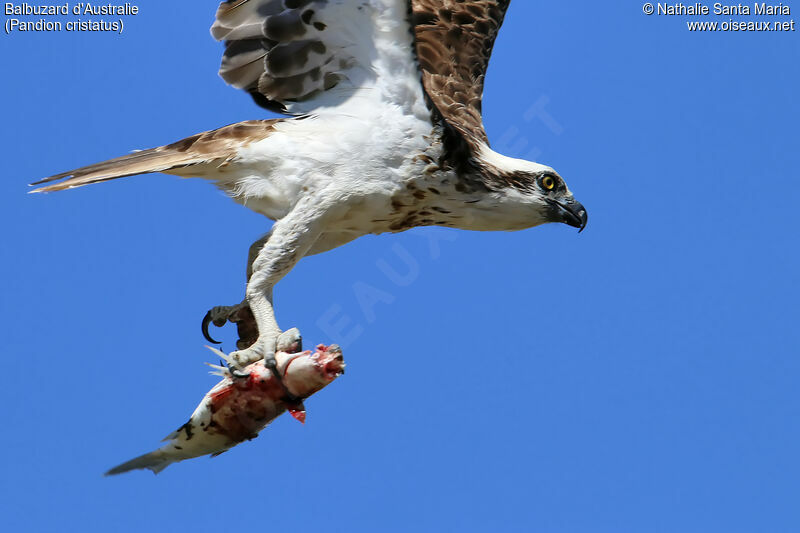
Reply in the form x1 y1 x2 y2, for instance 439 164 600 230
211 106 442 228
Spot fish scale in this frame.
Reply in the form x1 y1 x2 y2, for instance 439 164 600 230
105 344 344 475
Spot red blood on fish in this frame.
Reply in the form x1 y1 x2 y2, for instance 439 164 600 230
105 344 344 475
209 383 234 405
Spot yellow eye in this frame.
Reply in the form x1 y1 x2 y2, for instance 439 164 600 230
542 176 556 190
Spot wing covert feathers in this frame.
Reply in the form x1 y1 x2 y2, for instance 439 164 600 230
213 0 512 129
411 0 511 148
30 120 279 193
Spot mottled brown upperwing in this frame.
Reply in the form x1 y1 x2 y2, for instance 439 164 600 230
411 0 511 152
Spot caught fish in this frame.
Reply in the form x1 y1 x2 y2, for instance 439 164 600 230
106 344 344 476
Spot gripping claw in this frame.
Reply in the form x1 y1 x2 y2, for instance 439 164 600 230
202 309 223 344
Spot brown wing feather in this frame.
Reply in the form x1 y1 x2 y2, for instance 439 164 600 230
30 120 280 193
411 0 511 148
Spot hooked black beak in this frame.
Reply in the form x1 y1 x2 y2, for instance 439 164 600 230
546 198 588 233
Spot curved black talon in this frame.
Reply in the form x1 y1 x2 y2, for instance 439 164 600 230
221 356 250 380
202 306 236 344
201 310 222 344
230 368 251 380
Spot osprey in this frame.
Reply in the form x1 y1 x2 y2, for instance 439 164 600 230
31 0 587 386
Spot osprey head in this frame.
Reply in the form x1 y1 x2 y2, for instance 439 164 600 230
478 147 588 232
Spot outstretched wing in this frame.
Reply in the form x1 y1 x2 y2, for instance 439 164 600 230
411 0 511 149
212 0 407 114
213 0 511 143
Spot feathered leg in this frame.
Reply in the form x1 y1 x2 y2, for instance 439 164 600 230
202 229 362 348
222 200 329 396
202 230 305 354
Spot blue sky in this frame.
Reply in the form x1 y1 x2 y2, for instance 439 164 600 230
2 2 799 531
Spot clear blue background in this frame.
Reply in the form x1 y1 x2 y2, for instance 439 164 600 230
2 2 798 531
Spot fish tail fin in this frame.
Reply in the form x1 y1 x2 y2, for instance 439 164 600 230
104 449 174 476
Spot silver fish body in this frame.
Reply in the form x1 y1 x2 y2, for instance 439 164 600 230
106 345 344 475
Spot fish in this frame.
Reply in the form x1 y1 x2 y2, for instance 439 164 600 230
105 344 344 476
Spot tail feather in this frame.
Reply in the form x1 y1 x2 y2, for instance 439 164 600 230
31 148 202 193
30 119 280 193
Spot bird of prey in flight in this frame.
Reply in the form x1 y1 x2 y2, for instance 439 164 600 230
32 0 587 391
